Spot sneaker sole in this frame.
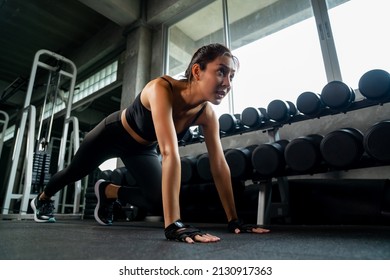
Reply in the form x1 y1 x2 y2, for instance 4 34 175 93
30 197 56 223
94 179 112 226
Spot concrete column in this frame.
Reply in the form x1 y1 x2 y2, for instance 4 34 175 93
117 24 152 168
120 24 152 109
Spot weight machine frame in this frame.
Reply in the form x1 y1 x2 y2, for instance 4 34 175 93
0 110 9 161
2 49 81 219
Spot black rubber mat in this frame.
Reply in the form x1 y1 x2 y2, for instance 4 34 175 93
1 219 389 260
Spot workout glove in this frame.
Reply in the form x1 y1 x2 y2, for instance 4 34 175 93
165 219 205 242
227 218 260 233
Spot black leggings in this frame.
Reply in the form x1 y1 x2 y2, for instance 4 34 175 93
44 111 162 214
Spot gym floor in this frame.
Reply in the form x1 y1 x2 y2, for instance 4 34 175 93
1 218 390 260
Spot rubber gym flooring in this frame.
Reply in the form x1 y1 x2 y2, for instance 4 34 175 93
1 218 389 260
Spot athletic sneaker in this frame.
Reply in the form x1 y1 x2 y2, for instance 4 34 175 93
94 179 115 225
30 195 56 223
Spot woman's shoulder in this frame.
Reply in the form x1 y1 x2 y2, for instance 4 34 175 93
144 75 171 91
158 75 189 85
145 75 175 89
149 75 190 93
142 76 178 104
194 102 217 126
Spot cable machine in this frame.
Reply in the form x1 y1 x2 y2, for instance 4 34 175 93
0 110 9 161
2 49 80 219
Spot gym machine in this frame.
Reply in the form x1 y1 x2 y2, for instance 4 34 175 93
0 110 9 161
2 49 80 219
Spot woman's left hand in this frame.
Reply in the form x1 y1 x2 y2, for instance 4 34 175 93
228 219 270 234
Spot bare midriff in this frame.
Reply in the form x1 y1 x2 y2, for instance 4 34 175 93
121 109 155 146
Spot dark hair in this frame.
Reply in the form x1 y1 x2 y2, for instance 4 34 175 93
183 43 239 81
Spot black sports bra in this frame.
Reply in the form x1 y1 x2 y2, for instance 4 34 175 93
125 77 206 142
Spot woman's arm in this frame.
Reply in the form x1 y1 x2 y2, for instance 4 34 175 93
200 104 270 234
145 79 182 228
145 79 221 243
200 104 238 222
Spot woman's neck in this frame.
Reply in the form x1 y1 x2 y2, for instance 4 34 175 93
177 80 205 110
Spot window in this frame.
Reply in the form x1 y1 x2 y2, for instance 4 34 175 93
326 0 390 90
229 0 326 113
73 61 118 103
165 0 382 117
167 1 224 77
166 0 229 116
42 61 118 120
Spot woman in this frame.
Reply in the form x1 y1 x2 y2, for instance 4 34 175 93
31 43 270 243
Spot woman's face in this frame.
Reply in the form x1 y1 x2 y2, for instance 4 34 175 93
197 55 236 105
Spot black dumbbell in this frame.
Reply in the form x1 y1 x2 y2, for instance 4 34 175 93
181 156 198 184
196 153 213 182
296 91 324 117
251 139 289 176
320 128 364 168
267 100 297 123
181 128 195 143
224 145 256 179
219 113 242 133
241 107 269 128
284 134 323 172
111 167 128 185
99 169 113 181
320 81 355 110
363 120 390 162
358 69 390 101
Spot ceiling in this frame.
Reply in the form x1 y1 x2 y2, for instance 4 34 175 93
0 0 110 86
0 0 139 133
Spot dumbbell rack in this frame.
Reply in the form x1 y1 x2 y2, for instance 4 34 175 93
179 95 390 225
180 97 390 146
